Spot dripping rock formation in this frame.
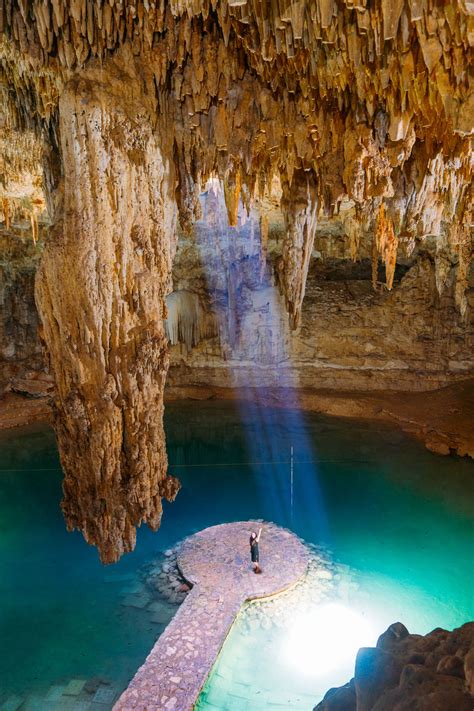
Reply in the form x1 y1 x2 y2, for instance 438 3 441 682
34 73 182 563
0 0 472 561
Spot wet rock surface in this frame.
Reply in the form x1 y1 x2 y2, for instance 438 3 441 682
314 621 474 711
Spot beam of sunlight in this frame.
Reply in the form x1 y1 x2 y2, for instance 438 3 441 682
186 179 329 538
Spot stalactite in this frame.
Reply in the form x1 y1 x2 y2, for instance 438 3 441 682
1 2 471 287
2 198 10 229
375 203 399 291
372 232 379 291
345 215 361 263
279 172 318 330
165 289 217 351
35 69 180 563
0 0 472 258
29 209 38 243
223 167 242 228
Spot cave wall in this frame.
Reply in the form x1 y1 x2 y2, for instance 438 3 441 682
0 229 44 392
167 259 474 393
2 212 472 398
166 192 473 393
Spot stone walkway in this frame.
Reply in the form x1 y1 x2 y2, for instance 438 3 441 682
114 521 309 711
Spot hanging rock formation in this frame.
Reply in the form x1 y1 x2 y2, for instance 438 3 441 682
34 64 180 563
279 171 319 329
0 127 46 239
0 0 472 561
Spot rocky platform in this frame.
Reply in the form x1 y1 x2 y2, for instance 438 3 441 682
114 521 308 711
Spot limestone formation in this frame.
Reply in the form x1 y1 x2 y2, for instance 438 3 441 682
33 67 182 563
279 171 319 328
168 197 473 394
0 127 46 238
314 621 474 710
0 0 472 560
0 230 44 391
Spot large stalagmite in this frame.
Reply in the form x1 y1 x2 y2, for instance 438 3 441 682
0 0 472 561
35 68 180 563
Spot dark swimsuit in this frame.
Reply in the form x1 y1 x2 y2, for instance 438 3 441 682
250 537 259 563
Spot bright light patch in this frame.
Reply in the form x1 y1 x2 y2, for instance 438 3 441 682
281 603 376 677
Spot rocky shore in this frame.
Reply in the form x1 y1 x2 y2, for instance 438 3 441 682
315 620 474 711
167 378 474 459
2 377 473 460
0 391 51 430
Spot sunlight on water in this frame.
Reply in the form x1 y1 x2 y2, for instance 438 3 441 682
197 553 473 711
282 603 377 677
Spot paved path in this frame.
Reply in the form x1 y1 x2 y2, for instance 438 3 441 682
114 521 309 711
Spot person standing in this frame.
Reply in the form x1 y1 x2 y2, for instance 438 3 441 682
249 528 262 574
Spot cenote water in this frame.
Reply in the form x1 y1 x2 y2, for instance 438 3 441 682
1 401 473 710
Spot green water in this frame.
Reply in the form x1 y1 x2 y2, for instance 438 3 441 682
0 401 473 709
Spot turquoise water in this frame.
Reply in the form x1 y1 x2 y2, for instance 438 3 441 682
0 401 473 709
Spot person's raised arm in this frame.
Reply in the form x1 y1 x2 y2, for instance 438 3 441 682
256 527 262 542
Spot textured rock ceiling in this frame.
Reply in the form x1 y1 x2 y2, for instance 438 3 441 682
1 1 473 315
0 0 472 561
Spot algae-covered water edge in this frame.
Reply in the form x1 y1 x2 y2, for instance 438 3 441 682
0 401 473 710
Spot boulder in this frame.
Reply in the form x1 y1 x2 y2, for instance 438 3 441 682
314 681 356 711
354 647 403 711
313 622 474 710
464 647 474 695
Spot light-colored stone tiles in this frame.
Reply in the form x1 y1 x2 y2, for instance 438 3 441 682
114 521 309 711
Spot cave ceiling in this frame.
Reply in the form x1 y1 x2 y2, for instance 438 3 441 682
0 0 472 561
1 1 473 311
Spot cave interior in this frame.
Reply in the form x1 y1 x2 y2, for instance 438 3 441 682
0 1 473 709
